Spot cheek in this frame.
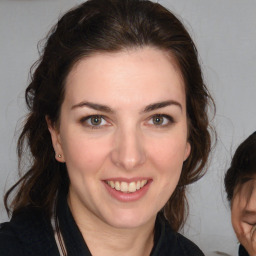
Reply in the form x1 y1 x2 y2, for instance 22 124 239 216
61 131 111 175
149 137 187 172
231 202 238 227
148 137 187 197
231 197 244 234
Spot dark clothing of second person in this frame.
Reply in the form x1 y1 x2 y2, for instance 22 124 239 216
239 245 249 256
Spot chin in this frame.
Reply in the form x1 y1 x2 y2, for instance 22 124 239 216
103 209 156 229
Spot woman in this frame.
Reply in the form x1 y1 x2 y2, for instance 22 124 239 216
0 0 214 255
225 132 256 256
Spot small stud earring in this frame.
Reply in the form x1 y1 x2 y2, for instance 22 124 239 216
57 154 62 158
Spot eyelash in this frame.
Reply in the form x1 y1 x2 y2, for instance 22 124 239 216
80 115 109 129
80 114 174 129
146 114 174 127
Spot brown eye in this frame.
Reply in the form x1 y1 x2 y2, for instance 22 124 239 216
90 116 102 126
80 115 111 129
82 115 107 128
147 114 174 127
152 115 164 125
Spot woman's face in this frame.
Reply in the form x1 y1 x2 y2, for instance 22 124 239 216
49 47 190 229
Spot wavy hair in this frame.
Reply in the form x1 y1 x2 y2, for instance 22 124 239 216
4 0 215 231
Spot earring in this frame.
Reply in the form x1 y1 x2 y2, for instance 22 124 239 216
57 154 62 158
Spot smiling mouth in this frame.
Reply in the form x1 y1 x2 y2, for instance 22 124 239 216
105 180 148 193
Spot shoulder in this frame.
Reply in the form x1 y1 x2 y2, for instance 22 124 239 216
0 221 24 255
0 207 58 256
174 232 205 256
152 213 204 256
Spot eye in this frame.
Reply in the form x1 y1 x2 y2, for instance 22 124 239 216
81 115 108 128
242 216 256 226
147 114 174 127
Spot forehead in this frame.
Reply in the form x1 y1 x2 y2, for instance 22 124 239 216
64 47 186 108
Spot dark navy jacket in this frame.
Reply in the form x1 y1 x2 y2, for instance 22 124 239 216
239 245 249 256
0 192 205 256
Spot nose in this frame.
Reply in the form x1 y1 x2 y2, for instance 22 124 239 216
110 126 146 170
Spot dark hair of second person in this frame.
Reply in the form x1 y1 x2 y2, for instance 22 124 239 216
225 131 256 202
225 131 256 256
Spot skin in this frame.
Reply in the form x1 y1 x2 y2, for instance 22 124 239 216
232 178 256 256
47 47 191 256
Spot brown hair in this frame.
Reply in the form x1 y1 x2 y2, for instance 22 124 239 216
225 132 256 202
4 0 214 231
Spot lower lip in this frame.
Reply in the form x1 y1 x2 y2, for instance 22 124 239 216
103 180 152 202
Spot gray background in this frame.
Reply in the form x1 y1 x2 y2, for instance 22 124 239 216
0 0 255 255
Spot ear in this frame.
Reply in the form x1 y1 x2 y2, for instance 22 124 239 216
45 116 65 163
183 141 191 161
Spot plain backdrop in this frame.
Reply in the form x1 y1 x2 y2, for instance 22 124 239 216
0 0 255 255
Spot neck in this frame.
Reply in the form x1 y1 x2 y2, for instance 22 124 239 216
80 220 154 256
68 199 155 256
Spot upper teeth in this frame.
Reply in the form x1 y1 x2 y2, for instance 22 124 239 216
106 180 148 193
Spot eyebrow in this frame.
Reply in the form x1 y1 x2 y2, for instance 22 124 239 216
242 210 256 217
142 100 182 113
71 100 182 113
71 101 114 113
